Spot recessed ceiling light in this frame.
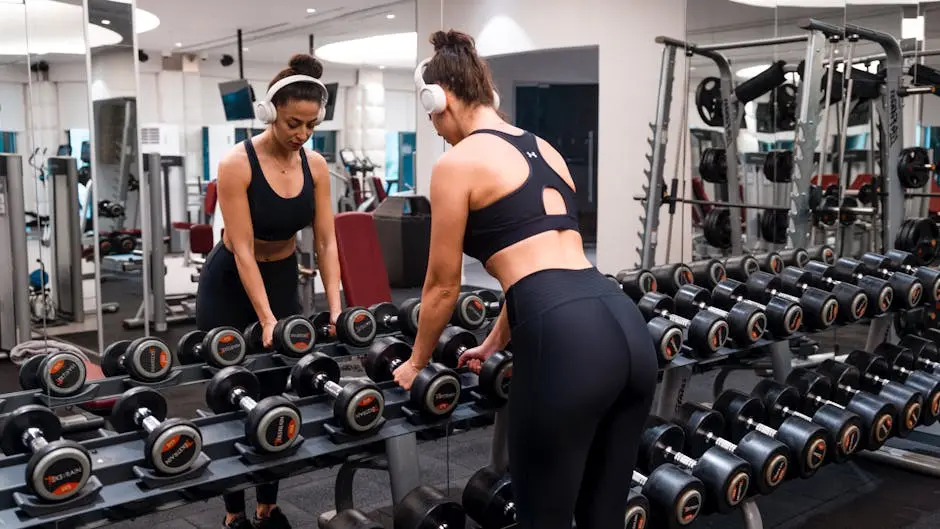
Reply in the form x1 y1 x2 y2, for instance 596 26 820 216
242 47 248 52
386 13 395 19
175 42 182 47
306 7 316 13
379 65 386 69
101 19 110 25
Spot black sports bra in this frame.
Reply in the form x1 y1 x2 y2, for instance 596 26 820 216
462 129 580 265
243 138 316 241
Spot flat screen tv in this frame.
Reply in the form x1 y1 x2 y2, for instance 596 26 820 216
219 79 256 121
323 82 338 121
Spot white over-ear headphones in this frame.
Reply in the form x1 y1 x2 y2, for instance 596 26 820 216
253 74 329 125
414 57 500 114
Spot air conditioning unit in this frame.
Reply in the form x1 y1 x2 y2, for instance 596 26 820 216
139 123 182 155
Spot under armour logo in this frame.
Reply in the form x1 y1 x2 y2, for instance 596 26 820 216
526 151 538 159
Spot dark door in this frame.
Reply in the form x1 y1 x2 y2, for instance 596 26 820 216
515 83 599 244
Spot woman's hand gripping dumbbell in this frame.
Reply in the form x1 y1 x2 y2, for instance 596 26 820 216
244 315 316 357
673 284 767 346
290 353 385 434
433 326 513 405
111 387 203 475
101 337 174 383
801 260 892 318
205 366 302 453
638 416 751 514
636 292 729 358
364 337 462 419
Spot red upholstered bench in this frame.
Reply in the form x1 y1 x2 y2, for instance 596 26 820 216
334 212 393 307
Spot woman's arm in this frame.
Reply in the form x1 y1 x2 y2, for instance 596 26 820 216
309 153 343 318
482 305 511 350
216 152 276 326
408 155 471 368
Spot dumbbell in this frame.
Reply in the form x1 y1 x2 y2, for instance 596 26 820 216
462 466 517 528
473 289 504 318
111 387 202 475
19 350 87 397
101 337 174 382
752 252 784 274
817 359 920 438
673 284 767 346
394 485 465 529
745 271 838 330
638 416 751 514
868 344 940 425
311 307 378 347
840 351 933 428
650 262 695 295
615 268 659 300
712 279 803 338
802 260 892 318
619 287 685 364
807 244 837 265
677 402 789 496
751 379 862 463
713 389 829 479
881 249 940 304
317 509 382 529
0 404 92 502
779 248 810 268
636 292 729 357
787 367 896 451
896 334 940 373
433 326 513 405
244 315 316 357
205 366 302 453
724 254 761 282
290 353 385 433
450 291 488 330
370 298 421 337
364 337 461 419
834 256 922 309
632 468 705 529
688 258 728 289
780 266 868 324
177 326 247 368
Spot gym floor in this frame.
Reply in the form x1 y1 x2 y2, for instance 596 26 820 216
19 250 940 528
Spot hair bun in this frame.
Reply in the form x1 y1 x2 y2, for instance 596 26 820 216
288 53 323 79
430 29 476 53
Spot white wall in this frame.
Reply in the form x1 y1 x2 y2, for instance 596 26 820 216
386 89 417 132
415 0 689 272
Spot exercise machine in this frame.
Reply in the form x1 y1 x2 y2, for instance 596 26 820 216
0 154 31 351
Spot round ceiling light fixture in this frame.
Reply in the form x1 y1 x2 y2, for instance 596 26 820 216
0 0 126 55
315 32 416 69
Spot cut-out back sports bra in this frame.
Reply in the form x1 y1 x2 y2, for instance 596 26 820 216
462 129 580 264
243 138 316 241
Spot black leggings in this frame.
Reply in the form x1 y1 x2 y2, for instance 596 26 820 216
504 267 658 529
195 242 301 512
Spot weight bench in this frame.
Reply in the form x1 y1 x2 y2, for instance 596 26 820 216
334 212 393 308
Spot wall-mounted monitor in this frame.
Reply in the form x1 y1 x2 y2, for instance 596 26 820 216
323 82 338 121
219 79 256 121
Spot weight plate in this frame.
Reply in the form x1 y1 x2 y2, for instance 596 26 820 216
704 208 732 249
695 77 725 127
699 148 728 184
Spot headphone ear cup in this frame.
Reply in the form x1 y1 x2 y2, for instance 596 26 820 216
421 84 447 114
492 90 501 110
254 101 275 124
315 105 326 125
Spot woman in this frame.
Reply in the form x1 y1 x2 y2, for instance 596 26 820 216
392 31 659 529
196 54 343 529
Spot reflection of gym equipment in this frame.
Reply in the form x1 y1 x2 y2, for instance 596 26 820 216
0 154 32 351
47 157 86 324
123 153 197 331
93 97 141 233
335 148 399 213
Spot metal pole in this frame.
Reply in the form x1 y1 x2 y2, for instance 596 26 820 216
49 157 84 323
696 34 808 52
0 155 32 344
652 365 692 420
385 433 421 505
640 45 678 268
491 407 510 473
147 153 167 332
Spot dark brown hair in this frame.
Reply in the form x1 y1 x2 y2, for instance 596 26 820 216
268 53 325 107
423 30 497 107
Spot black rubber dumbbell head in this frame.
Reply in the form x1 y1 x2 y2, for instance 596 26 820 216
639 466 705 529
205 366 260 413
754 252 784 274
651 263 695 295
638 417 687 471
398 298 421 336
451 292 487 330
177 327 247 368
724 255 761 281
365 337 461 418
334 307 378 347
846 350 926 432
689 259 727 289
625 490 651 529
394 485 466 529
112 386 203 475
647 317 683 366
637 292 675 322
434 326 479 367
873 343 940 426
369 302 399 335
273 315 316 356
900 334 940 365
807 245 836 265
815 361 897 449
687 311 730 356
101 337 173 381
616 268 658 300
293 353 385 432
780 248 810 268
19 351 87 397
675 285 765 345
478 350 513 405
781 266 860 324
244 322 264 353
462 467 515 529
1 404 92 502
